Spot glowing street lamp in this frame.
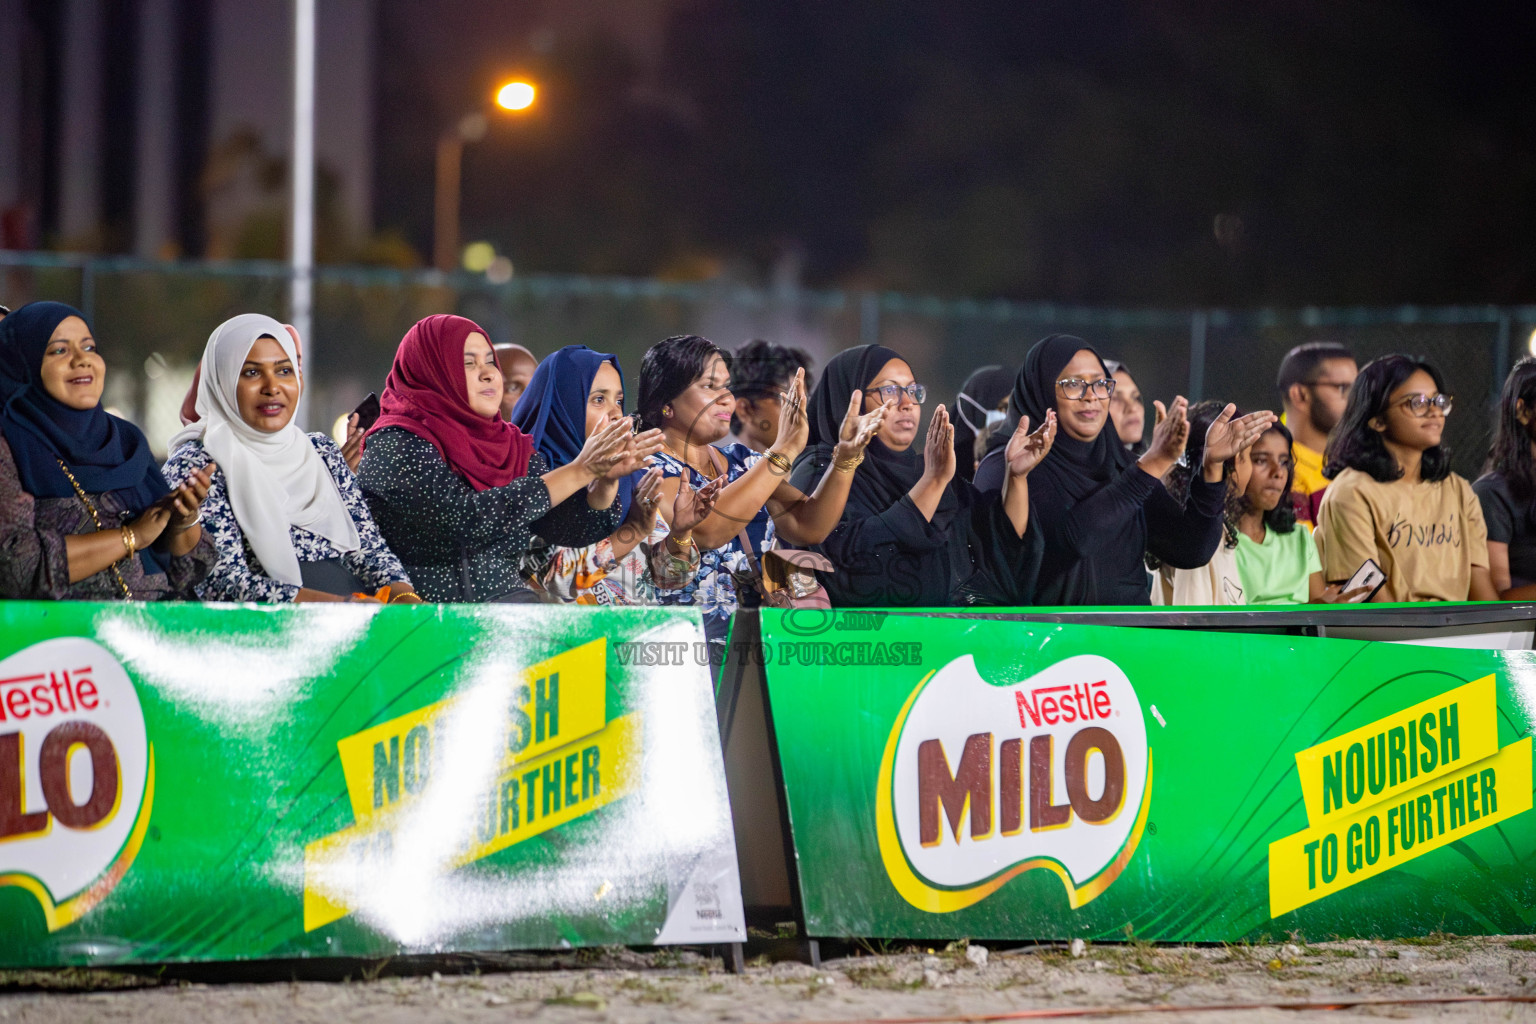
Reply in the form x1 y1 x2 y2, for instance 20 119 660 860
496 81 536 111
434 80 538 273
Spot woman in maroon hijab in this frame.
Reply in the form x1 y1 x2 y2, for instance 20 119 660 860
357 314 658 601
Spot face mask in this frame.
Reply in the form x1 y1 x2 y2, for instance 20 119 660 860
957 391 1007 435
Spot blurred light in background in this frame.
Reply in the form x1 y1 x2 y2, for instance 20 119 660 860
496 81 536 111
462 241 497 273
1527 327 1536 357
332 413 351 446
486 256 514 284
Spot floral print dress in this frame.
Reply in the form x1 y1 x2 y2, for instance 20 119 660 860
650 443 776 645
537 509 701 605
164 433 409 602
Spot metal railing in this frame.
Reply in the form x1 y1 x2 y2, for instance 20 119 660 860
2 249 1530 477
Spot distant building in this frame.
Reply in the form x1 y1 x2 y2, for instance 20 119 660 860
0 0 376 258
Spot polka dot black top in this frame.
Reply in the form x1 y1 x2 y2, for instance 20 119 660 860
357 426 620 602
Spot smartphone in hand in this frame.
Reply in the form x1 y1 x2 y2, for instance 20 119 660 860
1343 558 1388 602
351 392 381 432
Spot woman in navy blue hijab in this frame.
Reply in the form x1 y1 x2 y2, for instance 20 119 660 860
510 345 720 603
0 301 216 599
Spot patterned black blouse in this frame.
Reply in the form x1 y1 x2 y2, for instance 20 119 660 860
357 426 620 602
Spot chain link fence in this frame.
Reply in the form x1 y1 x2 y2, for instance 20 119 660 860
2 251 1531 479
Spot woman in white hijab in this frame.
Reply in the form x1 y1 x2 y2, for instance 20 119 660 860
164 314 418 603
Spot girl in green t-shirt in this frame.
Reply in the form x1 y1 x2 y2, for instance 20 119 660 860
1235 422 1363 604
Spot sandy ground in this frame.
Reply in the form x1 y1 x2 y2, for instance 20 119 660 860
3 936 1536 1023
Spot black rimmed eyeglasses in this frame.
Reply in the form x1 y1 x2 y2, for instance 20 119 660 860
1055 377 1116 400
864 382 927 404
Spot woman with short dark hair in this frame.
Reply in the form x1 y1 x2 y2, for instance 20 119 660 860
1474 357 1536 599
1316 354 1494 602
640 334 884 651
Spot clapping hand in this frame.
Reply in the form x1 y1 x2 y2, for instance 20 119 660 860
166 462 215 531
624 467 666 531
920 404 957 487
1145 396 1190 466
1203 405 1276 469
1004 411 1056 478
576 417 637 478
770 368 809 460
834 391 891 462
672 473 724 534
606 424 665 479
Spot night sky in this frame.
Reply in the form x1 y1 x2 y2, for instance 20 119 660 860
373 0 1536 306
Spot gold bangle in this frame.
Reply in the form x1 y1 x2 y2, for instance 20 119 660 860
119 525 137 561
765 451 793 475
834 452 865 473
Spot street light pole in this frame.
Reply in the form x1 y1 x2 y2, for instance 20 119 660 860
432 132 462 274
431 82 535 274
290 0 316 426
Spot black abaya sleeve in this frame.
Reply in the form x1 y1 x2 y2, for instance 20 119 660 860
1145 474 1226 569
1017 460 1162 559
956 479 1044 606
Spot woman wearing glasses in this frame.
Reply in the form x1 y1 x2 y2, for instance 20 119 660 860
975 335 1273 605
789 344 1056 607
1316 354 1494 602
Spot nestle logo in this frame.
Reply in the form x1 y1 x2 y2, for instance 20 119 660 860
1015 681 1111 728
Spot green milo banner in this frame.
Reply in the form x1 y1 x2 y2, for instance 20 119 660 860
0 601 744 966
760 609 1536 940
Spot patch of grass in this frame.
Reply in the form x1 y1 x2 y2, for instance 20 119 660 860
844 964 921 991
851 937 904 957
938 939 974 968
650 947 687 969
1380 972 1412 985
0 969 160 992
1507 938 1536 952
358 959 391 982
1398 931 1451 946
1219 941 1258 962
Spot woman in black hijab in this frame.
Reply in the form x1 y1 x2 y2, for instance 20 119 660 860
975 335 1273 605
789 344 1055 607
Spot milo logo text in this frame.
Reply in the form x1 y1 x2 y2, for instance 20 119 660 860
1 671 118 838
0 638 152 931
878 654 1150 914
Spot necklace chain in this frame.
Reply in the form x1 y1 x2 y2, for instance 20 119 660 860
55 459 131 599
